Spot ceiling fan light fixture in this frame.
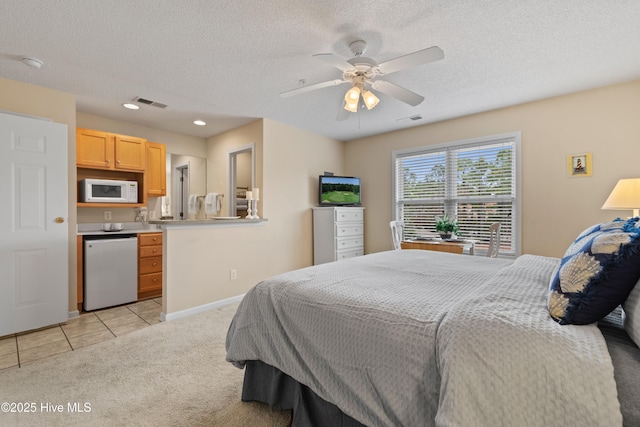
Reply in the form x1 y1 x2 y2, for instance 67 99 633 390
344 85 361 102
362 90 380 110
344 100 358 113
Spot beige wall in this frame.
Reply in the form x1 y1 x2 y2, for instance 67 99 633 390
262 118 345 272
165 118 344 314
206 119 263 216
0 77 77 311
7 73 638 316
345 79 640 258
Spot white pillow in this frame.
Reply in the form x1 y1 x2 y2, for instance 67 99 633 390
622 278 640 348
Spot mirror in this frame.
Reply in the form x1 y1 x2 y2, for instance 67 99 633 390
228 144 255 217
165 154 206 219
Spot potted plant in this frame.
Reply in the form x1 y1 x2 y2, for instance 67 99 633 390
435 214 459 239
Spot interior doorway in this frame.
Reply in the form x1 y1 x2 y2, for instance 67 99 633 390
228 144 255 217
173 163 189 220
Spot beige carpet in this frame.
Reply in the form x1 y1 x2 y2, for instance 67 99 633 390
0 303 292 426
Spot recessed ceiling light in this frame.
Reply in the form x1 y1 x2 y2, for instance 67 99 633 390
122 103 140 110
193 120 206 126
21 57 43 69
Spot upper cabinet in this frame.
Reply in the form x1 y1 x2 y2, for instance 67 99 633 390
146 142 166 196
76 128 146 171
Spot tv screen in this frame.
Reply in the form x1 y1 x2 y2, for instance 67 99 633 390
319 175 361 206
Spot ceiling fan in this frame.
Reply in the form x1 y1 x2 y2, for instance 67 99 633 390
280 40 444 120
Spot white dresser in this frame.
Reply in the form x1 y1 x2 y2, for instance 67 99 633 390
312 207 364 265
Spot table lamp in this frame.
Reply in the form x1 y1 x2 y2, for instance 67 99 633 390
601 178 640 217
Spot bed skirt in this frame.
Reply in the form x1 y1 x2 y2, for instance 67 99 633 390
598 308 640 426
242 360 366 427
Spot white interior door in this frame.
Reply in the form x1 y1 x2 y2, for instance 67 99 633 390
0 112 69 335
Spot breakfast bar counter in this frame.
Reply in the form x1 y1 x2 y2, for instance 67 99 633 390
149 218 267 228
147 217 269 321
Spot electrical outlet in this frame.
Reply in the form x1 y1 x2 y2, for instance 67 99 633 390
230 269 237 280
104 211 112 220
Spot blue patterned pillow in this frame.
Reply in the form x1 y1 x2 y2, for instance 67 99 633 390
548 217 640 325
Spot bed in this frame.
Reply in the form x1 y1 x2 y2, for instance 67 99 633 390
226 249 640 426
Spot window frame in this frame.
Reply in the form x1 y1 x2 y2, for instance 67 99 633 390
391 132 522 257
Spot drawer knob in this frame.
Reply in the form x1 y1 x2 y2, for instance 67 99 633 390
152 249 157 253
152 262 157 266
152 278 157 282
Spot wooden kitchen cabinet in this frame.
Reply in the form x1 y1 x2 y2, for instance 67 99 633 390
76 127 148 207
76 128 146 172
76 129 112 169
138 232 162 299
146 142 166 196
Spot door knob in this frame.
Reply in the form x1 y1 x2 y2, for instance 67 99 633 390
55 217 65 223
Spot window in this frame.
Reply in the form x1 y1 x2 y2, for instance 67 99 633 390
393 133 520 256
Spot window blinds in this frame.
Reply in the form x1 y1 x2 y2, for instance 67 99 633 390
394 136 517 255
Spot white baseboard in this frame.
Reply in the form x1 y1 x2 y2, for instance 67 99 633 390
160 294 245 322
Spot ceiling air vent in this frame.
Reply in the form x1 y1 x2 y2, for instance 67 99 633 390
133 97 168 109
396 114 423 122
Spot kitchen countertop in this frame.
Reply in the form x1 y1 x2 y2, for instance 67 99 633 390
77 222 161 235
149 218 267 226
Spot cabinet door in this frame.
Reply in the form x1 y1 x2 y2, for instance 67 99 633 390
146 142 166 196
114 135 146 171
76 128 113 169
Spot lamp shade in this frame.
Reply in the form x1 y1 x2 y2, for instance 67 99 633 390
362 90 380 110
344 86 360 102
601 178 640 217
343 85 361 113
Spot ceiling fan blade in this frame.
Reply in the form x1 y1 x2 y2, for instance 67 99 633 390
376 46 444 75
372 80 425 106
279 79 347 98
313 53 355 72
336 100 350 121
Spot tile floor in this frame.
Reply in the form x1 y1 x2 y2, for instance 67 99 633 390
0 298 162 371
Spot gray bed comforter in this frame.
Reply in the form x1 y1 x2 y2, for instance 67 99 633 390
225 250 622 427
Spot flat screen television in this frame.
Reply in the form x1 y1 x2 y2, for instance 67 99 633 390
318 175 361 206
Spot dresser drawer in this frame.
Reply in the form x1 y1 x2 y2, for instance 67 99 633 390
139 233 162 246
336 248 363 260
139 245 162 258
336 236 363 250
335 224 363 237
139 272 162 293
139 256 162 274
335 209 363 223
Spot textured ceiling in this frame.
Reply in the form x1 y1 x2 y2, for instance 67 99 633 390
2 1 640 142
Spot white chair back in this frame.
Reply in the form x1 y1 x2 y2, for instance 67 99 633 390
390 220 404 250
487 222 501 258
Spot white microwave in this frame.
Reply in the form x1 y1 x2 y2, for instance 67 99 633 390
80 179 138 203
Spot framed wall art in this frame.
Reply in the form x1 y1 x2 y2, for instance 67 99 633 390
567 153 592 177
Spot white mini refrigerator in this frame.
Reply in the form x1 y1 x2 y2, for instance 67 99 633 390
84 235 138 311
